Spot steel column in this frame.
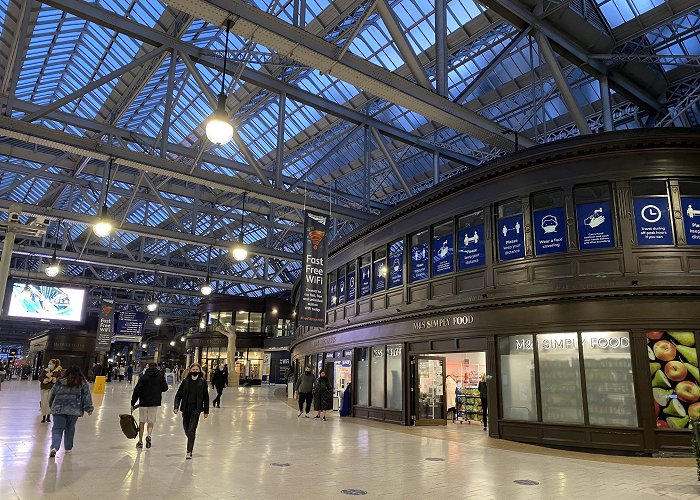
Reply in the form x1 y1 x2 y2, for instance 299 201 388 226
435 0 448 97
599 76 614 132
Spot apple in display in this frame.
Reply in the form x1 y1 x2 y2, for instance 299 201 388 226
654 400 660 417
675 380 700 404
656 419 669 429
653 340 677 362
689 402 700 419
664 361 688 382
646 331 664 340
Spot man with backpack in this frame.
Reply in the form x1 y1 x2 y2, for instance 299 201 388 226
130 362 168 449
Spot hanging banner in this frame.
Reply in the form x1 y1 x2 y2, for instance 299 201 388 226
497 214 525 261
115 311 146 336
95 298 114 352
299 212 329 327
682 197 700 245
633 197 673 245
458 224 485 270
576 201 615 250
533 206 567 255
411 242 429 281
359 264 371 297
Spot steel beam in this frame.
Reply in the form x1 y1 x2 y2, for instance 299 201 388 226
370 128 412 198
434 0 448 97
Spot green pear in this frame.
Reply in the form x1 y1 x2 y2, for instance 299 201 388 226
669 331 695 347
677 345 698 366
685 363 700 384
650 362 661 375
662 398 687 417
653 387 672 407
667 416 690 429
652 370 671 388
648 346 655 361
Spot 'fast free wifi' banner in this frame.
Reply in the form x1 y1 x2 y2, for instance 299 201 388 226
299 212 329 327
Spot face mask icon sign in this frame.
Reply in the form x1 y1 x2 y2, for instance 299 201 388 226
541 214 558 234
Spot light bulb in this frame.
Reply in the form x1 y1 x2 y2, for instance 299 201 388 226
200 284 213 296
205 95 233 145
231 244 247 261
271 308 278 315
180 336 185 342
170 340 176 346
141 343 147 349
154 317 162 326
93 220 112 238
45 262 60 277
147 302 158 312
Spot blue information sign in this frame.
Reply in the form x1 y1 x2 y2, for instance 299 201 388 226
389 250 403 288
576 201 615 250
337 276 346 304
432 233 454 276
633 197 673 245
682 197 700 245
347 271 356 301
373 259 386 293
328 281 337 308
115 311 146 336
497 214 525 261
359 264 371 297
411 243 429 281
533 206 567 255
457 224 485 270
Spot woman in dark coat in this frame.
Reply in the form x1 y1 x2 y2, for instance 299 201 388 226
312 370 333 421
173 363 209 459
211 365 226 408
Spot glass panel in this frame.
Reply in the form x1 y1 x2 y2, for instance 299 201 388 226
371 346 385 407
432 220 454 276
356 348 369 406
386 344 402 410
209 312 219 331
574 182 611 203
249 312 263 333
417 358 445 420
235 311 249 333
538 333 584 424
410 229 429 282
581 332 637 427
218 312 232 329
499 335 537 421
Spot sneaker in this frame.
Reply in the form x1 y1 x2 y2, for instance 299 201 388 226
65 449 72 454
186 452 192 460
136 441 143 449
314 415 320 419
323 416 327 421
146 436 151 449
298 412 302 417
305 414 310 418
49 449 56 458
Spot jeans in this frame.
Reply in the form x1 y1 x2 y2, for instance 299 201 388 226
51 414 79 451
298 392 312 414
481 398 488 428
182 410 201 453
213 387 223 407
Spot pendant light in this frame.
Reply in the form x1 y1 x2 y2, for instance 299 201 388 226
45 221 61 277
146 270 158 312
231 192 248 261
20 258 32 298
93 158 114 238
200 246 213 296
205 20 234 145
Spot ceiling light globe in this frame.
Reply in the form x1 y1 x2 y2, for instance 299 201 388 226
93 220 112 238
45 263 60 277
147 302 158 312
141 343 147 349
169 340 176 346
200 284 213 296
206 115 234 145
180 336 186 342
154 317 163 326
232 245 247 261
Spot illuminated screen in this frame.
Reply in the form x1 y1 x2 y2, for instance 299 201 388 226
7 283 86 322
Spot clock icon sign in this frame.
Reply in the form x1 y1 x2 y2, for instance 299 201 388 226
641 204 662 223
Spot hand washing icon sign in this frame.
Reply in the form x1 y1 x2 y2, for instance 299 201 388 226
584 208 605 228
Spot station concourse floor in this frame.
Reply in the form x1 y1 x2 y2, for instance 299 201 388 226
0 380 698 500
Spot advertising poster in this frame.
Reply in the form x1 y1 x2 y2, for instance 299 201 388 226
299 212 328 327
8 283 85 322
432 233 454 276
337 276 346 305
347 271 356 302
359 264 371 297
458 224 485 270
389 247 403 288
633 197 673 245
497 214 525 261
411 242 429 281
682 197 700 245
373 259 386 293
328 281 337 308
96 298 114 352
647 330 700 429
115 311 146 336
576 201 615 250
533 206 567 255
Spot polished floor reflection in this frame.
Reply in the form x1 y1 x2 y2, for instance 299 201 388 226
0 380 698 499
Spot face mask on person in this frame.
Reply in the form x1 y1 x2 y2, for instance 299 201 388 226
48 364 54 371
190 371 200 380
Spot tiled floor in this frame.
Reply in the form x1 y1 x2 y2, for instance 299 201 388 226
0 380 698 499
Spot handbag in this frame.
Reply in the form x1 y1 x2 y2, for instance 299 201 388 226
119 408 139 439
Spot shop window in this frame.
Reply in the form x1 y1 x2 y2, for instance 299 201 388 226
359 253 372 298
581 332 637 427
373 247 387 294
386 344 402 410
574 182 615 250
337 267 346 305
410 229 429 282
457 210 485 271
496 199 525 261
532 190 567 255
537 333 584 424
356 348 369 406
249 312 263 333
499 335 537 421
388 239 404 288
218 312 232 329
432 220 454 276
346 261 356 302
631 179 674 246
371 345 385 407
679 181 700 246
328 270 337 308
235 311 249 333
209 312 219 331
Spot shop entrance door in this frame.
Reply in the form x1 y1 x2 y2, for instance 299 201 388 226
412 356 446 426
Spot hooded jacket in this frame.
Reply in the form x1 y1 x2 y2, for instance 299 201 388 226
49 379 94 417
131 366 168 407
295 371 315 393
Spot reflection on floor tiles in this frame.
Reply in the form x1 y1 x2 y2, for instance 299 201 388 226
0 380 698 499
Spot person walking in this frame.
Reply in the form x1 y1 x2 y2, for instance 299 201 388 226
312 370 333 421
118 365 125 382
222 364 229 387
211 365 226 408
478 374 488 431
295 366 315 418
173 363 209 459
127 364 134 384
48 365 94 457
40 359 62 423
130 362 168 449
0 361 6 391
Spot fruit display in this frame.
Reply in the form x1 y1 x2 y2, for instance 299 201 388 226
647 330 699 430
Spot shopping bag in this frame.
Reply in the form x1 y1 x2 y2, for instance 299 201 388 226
119 411 138 439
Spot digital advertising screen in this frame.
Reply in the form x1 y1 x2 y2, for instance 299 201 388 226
6 282 86 323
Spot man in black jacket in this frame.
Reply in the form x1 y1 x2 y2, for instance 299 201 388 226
131 362 168 449
173 363 209 459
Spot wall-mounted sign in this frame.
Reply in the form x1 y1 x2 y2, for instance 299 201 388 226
389 249 403 288
412 315 475 330
347 271 356 302
359 264 371 297
411 242 429 281
457 224 485 270
115 311 146 336
576 201 615 250
497 214 525 261
373 259 386 293
299 211 328 327
533 206 567 255
96 298 114 352
513 335 630 350
328 281 337 308
682 197 700 245
337 276 346 305
432 233 454 276
633 197 673 245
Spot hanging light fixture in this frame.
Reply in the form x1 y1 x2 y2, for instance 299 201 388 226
200 246 213 296
20 258 32 299
93 158 114 238
147 270 158 311
205 20 234 145
154 316 163 326
231 192 248 261
45 221 61 277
